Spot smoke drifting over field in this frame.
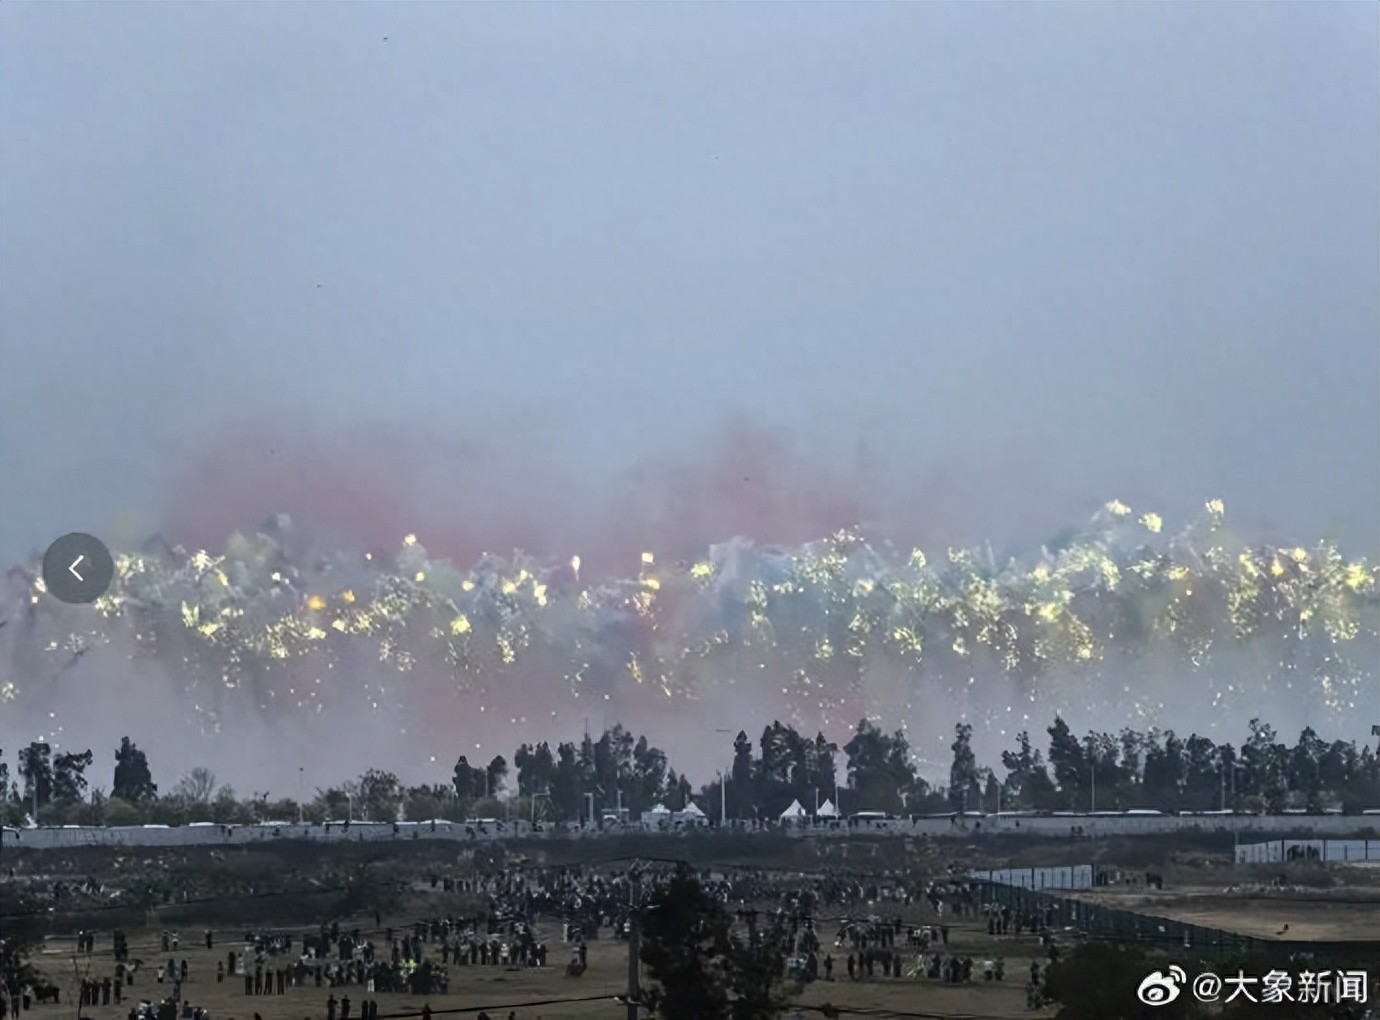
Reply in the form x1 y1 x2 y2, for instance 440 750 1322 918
3 3 1377 794
2 432 1375 793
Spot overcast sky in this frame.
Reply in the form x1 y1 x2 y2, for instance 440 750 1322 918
2 3 1376 569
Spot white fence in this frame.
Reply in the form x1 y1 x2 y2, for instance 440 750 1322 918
1234 838 1380 865
969 865 1094 890
4 813 1378 851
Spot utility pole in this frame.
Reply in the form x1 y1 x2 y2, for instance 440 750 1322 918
626 866 642 1020
298 767 305 825
1090 764 1096 814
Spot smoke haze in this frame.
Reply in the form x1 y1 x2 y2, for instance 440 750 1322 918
1 4 1376 792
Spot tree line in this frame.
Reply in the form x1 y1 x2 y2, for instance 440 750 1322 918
3 715 1379 828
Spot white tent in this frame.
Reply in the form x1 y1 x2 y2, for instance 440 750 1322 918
816 798 839 819
640 803 672 827
778 799 809 824
673 801 709 826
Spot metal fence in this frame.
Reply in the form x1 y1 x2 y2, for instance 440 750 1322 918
971 880 1380 962
1235 838 1380 864
969 865 1094 890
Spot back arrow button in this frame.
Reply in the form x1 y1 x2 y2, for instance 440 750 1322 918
42 534 114 604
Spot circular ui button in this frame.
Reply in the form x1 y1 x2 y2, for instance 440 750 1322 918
42 533 115 604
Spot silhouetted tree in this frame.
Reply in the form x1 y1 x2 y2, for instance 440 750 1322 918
357 769 403 821
844 719 923 814
485 756 508 799
1046 716 1084 807
948 723 979 811
18 742 54 808
52 749 93 803
171 767 217 805
112 737 157 802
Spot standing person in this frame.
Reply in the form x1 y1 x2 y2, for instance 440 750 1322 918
327 994 338 1020
205 930 213 950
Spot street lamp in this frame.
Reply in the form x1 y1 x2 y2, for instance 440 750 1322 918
714 729 734 827
531 791 550 826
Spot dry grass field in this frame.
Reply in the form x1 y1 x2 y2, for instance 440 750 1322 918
1075 859 1380 941
20 899 1053 1020
21 833 1378 1019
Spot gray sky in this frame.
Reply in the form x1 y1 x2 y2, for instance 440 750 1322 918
2 3 1377 568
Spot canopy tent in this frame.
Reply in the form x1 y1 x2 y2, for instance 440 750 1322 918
673 801 709 826
640 803 672 826
815 798 839 819
779 799 809 822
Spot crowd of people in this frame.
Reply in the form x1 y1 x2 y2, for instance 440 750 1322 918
9 855 1076 1018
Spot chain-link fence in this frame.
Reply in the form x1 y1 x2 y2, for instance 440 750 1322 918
968 865 1094 890
1235 838 1380 864
970 880 1380 962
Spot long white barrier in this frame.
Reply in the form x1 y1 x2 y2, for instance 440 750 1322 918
3 812 1377 851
